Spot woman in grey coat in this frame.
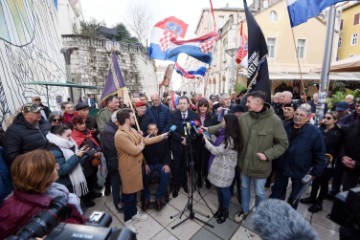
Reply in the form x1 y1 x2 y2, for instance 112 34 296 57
204 114 241 224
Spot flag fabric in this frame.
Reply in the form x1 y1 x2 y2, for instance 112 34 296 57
244 0 271 103
159 64 174 88
99 52 126 105
235 21 248 68
148 16 188 61
287 0 346 27
167 31 219 64
175 62 207 79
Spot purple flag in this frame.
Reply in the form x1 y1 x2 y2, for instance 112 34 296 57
100 52 126 105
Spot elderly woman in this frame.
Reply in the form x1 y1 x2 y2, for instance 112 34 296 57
0 150 86 239
49 111 64 126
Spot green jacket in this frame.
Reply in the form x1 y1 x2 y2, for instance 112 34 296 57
208 104 288 178
96 107 113 132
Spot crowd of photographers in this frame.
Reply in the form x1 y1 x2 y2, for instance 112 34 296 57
0 90 359 238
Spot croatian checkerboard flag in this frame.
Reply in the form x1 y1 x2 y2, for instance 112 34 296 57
287 0 346 27
148 16 188 61
175 62 207 79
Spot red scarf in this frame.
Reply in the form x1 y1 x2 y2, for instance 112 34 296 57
71 128 99 148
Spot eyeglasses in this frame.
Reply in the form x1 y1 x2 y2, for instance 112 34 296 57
34 98 41 101
325 117 333 120
52 118 62 122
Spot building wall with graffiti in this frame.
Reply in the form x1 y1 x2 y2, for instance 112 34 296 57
0 0 67 128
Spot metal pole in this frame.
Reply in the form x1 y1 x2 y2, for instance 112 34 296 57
315 6 336 126
46 85 50 108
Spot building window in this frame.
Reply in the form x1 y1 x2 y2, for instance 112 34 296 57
269 11 277 21
351 33 358 45
340 19 344 30
338 37 342 48
354 13 360 25
297 39 306 59
218 16 225 28
267 38 276 58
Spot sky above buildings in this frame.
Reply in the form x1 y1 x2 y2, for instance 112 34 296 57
81 0 246 90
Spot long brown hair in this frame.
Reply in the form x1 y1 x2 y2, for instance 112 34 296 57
197 99 212 118
11 150 56 193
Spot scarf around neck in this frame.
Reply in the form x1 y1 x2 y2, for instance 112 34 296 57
46 133 88 197
208 128 225 170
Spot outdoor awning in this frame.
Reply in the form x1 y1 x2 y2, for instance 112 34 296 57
270 72 360 81
311 56 360 72
25 81 100 106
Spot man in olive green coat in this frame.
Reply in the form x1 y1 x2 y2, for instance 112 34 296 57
208 91 288 222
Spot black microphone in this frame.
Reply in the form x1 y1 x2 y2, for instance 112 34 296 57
189 120 199 135
182 122 187 136
252 199 319 240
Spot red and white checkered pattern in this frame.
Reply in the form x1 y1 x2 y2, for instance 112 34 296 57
159 31 178 51
200 39 216 53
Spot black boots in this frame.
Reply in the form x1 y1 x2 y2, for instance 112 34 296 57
308 203 323 213
214 207 222 218
217 208 229 224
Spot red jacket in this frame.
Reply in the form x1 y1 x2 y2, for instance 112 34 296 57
0 191 85 239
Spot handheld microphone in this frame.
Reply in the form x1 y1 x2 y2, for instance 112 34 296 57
169 125 177 134
186 122 191 135
182 122 187 136
189 121 199 135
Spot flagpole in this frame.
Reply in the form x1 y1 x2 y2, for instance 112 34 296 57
315 5 336 126
123 88 141 131
290 29 305 95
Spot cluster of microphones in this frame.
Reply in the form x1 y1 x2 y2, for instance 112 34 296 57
168 120 211 140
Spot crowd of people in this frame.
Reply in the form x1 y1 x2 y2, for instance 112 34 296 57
0 89 359 238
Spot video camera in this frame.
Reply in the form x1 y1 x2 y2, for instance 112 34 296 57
329 187 360 231
7 197 136 240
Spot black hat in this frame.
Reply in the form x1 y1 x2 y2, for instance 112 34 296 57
283 103 298 110
75 102 89 111
230 105 245 113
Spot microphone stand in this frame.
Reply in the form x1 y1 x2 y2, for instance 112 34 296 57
170 125 214 229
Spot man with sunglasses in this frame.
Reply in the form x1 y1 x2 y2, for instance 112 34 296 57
4 103 50 165
32 96 51 120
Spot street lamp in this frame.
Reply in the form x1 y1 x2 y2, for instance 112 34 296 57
225 48 238 92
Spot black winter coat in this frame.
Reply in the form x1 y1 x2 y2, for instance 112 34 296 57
4 113 50 165
101 121 118 172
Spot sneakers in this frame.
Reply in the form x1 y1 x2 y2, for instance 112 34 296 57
125 220 137 234
132 211 149 222
234 210 248 223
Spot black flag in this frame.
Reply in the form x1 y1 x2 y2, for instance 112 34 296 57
244 0 271 103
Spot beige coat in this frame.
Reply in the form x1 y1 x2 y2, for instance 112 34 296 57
114 126 163 194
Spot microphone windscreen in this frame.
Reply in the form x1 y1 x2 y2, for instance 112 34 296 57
169 125 177 132
252 199 319 240
186 122 191 129
189 120 195 127
194 119 201 127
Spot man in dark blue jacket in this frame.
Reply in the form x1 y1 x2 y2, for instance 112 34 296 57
270 106 326 209
4 103 50 165
146 93 170 134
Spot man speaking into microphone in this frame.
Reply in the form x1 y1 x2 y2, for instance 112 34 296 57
164 96 200 198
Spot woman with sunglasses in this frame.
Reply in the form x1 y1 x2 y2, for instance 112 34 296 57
49 111 63 126
300 111 342 213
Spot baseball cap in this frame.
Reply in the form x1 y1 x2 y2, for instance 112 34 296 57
336 101 349 111
22 103 43 113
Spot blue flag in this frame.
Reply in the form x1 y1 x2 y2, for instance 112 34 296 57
287 0 346 27
100 52 126 105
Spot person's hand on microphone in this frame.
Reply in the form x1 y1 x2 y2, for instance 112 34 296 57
161 132 169 139
163 164 171 173
181 137 186 145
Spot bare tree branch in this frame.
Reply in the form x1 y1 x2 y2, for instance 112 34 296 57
126 3 152 46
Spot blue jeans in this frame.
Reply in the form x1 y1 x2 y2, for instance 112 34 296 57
142 164 170 200
240 174 267 214
216 187 231 209
122 192 137 221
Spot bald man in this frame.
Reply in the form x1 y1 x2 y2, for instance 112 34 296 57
146 93 170 134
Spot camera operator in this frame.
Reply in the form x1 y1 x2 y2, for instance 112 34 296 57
0 150 86 239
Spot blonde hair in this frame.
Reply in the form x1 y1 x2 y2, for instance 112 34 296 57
11 150 56 193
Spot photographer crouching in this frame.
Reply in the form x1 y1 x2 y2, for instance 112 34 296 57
0 150 86 239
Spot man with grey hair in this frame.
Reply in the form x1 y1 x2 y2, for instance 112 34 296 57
146 93 170 134
345 94 354 111
270 106 326 209
216 93 233 122
101 110 122 212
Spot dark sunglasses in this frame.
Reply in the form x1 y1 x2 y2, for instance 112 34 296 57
34 98 41 101
52 118 62 122
325 117 333 120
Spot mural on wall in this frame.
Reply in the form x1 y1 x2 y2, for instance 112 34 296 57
0 0 67 127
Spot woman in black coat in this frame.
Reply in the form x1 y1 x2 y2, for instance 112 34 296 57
300 111 342 212
195 99 218 188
